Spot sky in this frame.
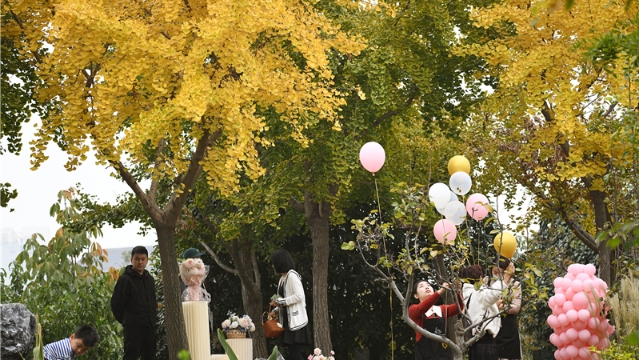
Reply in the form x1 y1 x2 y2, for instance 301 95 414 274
1 114 154 252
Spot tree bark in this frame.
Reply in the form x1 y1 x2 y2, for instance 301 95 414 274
304 191 332 352
229 238 267 358
155 222 190 359
589 189 615 285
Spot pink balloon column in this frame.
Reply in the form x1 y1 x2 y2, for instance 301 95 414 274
547 264 614 360
359 142 386 174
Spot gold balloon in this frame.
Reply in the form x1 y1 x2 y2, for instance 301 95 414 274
448 155 471 175
494 232 517 258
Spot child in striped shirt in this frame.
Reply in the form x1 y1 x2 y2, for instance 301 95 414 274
43 325 99 360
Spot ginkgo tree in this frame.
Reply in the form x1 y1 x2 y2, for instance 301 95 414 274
2 0 363 358
454 0 639 285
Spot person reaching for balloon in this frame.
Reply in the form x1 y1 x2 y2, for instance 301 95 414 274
409 280 462 360
461 265 511 360
488 259 522 360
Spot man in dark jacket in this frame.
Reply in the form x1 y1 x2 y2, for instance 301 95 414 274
111 246 157 360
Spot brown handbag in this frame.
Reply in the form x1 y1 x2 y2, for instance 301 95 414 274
263 305 285 338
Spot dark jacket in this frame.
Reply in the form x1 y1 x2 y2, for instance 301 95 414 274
111 265 157 327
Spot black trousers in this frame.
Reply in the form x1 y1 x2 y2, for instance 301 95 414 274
123 325 156 360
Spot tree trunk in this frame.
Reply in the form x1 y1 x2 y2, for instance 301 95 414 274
230 238 267 358
590 189 615 285
433 255 457 341
304 191 332 352
155 222 190 360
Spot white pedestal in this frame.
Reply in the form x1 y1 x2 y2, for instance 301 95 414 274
227 338 253 360
182 301 211 360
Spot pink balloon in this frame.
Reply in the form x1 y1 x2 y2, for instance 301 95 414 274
566 345 579 358
561 278 573 291
577 309 590 322
566 328 579 341
555 293 567 306
588 317 600 330
554 350 561 360
571 279 583 292
563 300 575 313
576 273 590 282
566 309 579 322
578 347 591 359
578 329 591 342
573 320 587 331
573 292 589 310
559 347 568 359
552 305 562 316
558 314 569 326
554 277 563 289
584 264 596 276
433 219 457 244
565 288 575 300
588 334 600 346
607 325 615 335
549 297 557 308
573 339 585 347
599 337 610 349
565 273 576 281
548 315 559 328
465 193 490 221
594 279 608 291
359 142 386 173
569 263 584 274
550 333 560 346
582 279 594 292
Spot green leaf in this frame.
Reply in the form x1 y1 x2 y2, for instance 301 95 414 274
217 329 238 360
268 346 280 360
627 330 639 346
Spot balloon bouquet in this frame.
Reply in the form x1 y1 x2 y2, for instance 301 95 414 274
358 142 614 359
547 264 613 359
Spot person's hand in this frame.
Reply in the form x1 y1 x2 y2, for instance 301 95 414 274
496 299 503 309
438 282 450 295
269 300 277 308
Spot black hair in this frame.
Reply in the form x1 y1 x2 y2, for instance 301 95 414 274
131 246 148 258
74 324 99 347
497 257 511 270
412 279 435 295
460 265 484 281
271 249 295 273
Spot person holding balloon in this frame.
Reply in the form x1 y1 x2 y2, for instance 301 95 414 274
460 264 511 360
489 258 522 360
409 280 462 360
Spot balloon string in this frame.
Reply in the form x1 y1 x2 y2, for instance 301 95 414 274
375 176 382 223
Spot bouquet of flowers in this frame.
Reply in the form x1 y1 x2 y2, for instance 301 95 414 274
179 258 211 302
308 348 335 360
221 312 256 334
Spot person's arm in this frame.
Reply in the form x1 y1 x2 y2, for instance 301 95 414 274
275 271 305 306
408 292 442 321
110 276 126 324
474 280 505 310
442 292 464 318
503 281 522 314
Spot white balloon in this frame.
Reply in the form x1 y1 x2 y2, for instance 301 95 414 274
444 201 467 225
437 192 459 214
429 183 451 209
449 172 472 195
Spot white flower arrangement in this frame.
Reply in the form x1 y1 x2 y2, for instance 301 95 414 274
221 312 256 333
308 348 335 360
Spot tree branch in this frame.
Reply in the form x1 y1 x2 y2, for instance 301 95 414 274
149 138 166 204
289 197 305 213
199 241 238 275
166 128 222 220
111 161 162 220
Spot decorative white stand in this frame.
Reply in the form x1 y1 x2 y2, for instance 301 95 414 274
210 355 230 360
182 301 211 360
227 338 253 360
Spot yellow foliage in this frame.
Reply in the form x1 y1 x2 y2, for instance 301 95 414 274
4 0 365 194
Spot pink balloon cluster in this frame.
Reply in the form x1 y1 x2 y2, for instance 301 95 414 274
547 264 614 360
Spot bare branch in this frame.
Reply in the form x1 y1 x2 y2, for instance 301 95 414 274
199 240 238 275
289 197 305 212
111 160 162 220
